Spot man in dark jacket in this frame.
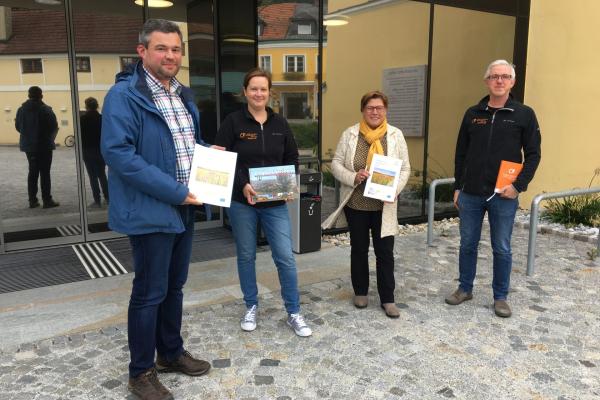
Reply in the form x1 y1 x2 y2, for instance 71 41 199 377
445 59 541 318
15 86 59 208
101 19 220 400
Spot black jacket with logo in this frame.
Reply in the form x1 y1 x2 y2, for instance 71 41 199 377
454 95 541 196
215 105 299 207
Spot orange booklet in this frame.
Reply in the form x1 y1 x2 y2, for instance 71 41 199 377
494 160 523 192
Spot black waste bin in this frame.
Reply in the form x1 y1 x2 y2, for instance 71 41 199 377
288 170 322 253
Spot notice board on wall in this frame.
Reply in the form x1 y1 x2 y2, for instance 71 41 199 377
382 65 427 137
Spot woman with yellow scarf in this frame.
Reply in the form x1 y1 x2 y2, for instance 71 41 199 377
322 91 411 318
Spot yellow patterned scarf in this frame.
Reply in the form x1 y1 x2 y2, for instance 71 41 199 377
359 118 387 170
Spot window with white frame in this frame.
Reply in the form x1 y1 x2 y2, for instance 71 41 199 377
285 55 305 73
297 24 311 35
21 58 43 74
260 55 271 72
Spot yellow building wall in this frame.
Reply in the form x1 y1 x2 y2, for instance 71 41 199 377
0 59 20 85
322 1 430 167
43 58 70 85
428 6 515 179
259 46 319 82
522 0 600 206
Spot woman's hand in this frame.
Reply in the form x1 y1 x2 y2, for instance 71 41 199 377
243 183 257 205
354 169 370 185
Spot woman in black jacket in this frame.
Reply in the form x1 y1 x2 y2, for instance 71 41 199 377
216 68 311 337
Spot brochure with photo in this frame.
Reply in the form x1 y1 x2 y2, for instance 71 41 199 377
363 154 403 202
249 165 298 202
188 144 237 207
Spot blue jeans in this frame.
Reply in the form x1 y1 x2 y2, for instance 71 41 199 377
227 201 300 314
127 206 194 377
457 192 518 300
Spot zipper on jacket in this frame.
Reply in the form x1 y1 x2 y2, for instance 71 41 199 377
260 123 266 167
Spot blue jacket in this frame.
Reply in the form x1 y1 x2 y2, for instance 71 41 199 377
101 62 206 235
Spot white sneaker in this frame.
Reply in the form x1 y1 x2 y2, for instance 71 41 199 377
287 313 312 337
240 305 257 331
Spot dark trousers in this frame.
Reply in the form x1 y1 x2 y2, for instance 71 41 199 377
127 206 194 378
344 207 395 304
25 150 53 203
83 152 109 204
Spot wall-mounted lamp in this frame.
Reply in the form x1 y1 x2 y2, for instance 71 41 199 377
223 35 255 44
60 106 67 112
134 0 174 7
34 0 62 5
323 14 350 26
4 106 11 112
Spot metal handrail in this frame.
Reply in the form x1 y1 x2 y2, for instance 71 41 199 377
526 186 600 276
427 177 455 246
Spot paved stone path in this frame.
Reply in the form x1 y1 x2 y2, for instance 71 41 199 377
0 224 599 399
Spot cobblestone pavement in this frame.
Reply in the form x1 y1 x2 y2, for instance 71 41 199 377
0 224 599 400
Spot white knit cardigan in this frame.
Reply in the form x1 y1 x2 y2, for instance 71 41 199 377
321 123 411 238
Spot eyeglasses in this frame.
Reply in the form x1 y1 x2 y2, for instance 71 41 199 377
364 106 386 113
486 74 513 81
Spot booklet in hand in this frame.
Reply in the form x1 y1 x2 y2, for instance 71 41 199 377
249 165 298 202
188 144 237 207
363 154 403 202
494 160 523 193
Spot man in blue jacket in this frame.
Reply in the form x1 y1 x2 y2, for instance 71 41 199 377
101 19 219 400
445 60 541 318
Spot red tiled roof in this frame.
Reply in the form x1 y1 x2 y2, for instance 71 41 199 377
258 3 297 40
0 9 141 55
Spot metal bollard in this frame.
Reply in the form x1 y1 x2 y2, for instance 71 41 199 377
526 186 600 276
427 178 455 246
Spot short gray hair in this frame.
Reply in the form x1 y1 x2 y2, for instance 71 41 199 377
139 19 183 47
483 59 516 80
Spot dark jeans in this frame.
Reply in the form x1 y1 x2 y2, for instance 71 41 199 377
83 151 109 204
127 206 194 378
344 207 395 304
457 192 519 300
26 150 53 203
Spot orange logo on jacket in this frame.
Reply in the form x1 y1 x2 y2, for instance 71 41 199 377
472 118 488 125
240 132 257 140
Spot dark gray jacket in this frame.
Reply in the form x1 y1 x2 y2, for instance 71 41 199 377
15 99 58 152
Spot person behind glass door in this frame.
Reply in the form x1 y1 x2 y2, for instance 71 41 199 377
15 86 60 209
445 60 541 318
101 19 220 400
80 97 109 208
322 91 411 318
215 68 312 337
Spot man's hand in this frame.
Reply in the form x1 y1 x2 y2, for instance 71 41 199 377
182 192 203 206
243 183 257 205
210 145 225 151
498 184 518 199
354 169 370 185
453 190 460 209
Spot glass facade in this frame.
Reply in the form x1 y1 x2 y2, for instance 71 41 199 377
0 0 528 253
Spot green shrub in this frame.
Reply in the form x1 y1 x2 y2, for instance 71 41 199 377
289 121 318 150
544 194 600 227
543 168 600 227
409 169 454 202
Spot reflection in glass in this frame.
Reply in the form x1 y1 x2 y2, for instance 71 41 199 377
72 0 142 234
0 3 81 247
258 0 319 161
149 0 221 223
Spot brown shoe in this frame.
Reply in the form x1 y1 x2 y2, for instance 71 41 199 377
156 350 211 376
128 368 173 400
381 303 400 318
353 295 368 308
445 288 473 305
494 300 512 318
